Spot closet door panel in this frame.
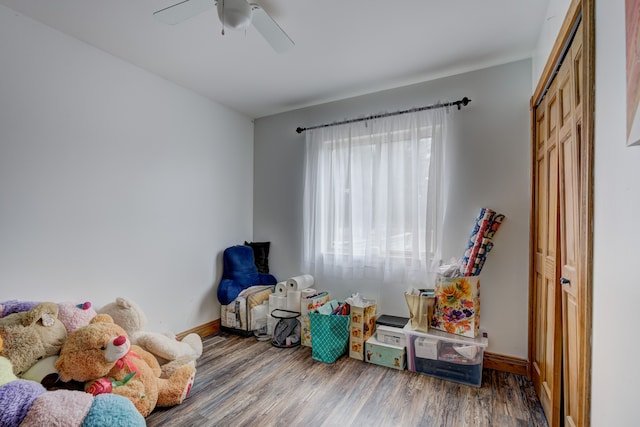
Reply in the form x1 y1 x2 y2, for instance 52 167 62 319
532 89 562 426
560 23 583 427
531 5 592 426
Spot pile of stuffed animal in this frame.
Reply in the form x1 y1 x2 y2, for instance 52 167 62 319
0 297 203 425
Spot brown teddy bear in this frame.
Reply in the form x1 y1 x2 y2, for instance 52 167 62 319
55 314 195 417
0 302 67 376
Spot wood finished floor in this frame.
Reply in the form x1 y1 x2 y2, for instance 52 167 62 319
146 333 548 427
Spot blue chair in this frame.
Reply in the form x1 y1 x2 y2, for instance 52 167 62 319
217 245 277 305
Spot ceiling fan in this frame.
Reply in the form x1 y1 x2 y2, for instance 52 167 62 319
153 0 294 53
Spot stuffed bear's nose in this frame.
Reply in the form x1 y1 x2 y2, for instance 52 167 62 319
113 335 127 346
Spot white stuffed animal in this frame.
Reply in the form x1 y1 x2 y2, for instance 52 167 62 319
98 297 203 378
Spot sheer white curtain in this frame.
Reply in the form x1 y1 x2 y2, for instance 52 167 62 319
302 106 452 287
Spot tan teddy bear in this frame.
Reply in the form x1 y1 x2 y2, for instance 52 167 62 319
55 314 195 417
0 302 67 376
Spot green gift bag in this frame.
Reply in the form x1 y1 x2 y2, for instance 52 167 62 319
309 311 350 363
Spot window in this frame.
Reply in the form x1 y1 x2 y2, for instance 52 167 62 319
302 107 452 285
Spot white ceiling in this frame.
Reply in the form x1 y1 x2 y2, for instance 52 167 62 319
0 0 550 118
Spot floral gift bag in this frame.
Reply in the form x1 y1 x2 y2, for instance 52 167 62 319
430 276 480 338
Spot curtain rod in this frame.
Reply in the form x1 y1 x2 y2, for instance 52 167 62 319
295 97 471 134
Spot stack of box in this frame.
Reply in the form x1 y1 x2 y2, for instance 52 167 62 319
364 315 408 370
349 303 376 360
402 272 489 386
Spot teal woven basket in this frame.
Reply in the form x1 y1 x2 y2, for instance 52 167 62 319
309 311 350 363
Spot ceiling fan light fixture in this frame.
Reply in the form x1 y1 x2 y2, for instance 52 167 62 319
154 0 294 53
217 0 252 31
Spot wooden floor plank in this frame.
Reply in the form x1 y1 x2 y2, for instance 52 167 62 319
147 333 548 427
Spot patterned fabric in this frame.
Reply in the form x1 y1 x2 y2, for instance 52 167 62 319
310 312 350 363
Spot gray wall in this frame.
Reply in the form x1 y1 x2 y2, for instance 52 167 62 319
591 0 640 422
0 5 254 332
254 59 532 358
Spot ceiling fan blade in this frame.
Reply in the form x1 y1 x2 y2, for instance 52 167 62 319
250 4 294 53
153 0 215 25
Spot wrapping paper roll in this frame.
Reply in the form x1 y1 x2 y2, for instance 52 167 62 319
460 208 505 276
286 290 301 312
286 274 314 291
275 281 288 295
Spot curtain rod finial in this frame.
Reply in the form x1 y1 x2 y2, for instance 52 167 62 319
457 97 471 110
296 127 305 134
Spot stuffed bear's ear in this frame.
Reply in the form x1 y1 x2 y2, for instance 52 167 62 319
115 297 132 309
22 302 59 328
90 313 114 324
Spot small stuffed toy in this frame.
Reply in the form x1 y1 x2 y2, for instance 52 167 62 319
0 302 67 376
99 297 203 378
55 314 195 417
56 301 98 334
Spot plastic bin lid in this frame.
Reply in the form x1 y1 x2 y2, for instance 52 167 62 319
403 322 488 347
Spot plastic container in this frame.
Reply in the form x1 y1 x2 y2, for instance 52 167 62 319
404 323 488 387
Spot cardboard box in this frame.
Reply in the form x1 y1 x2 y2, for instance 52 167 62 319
376 325 406 348
404 323 488 387
365 336 406 370
431 276 481 338
349 303 376 360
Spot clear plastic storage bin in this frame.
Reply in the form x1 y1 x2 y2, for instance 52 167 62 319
404 323 488 387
